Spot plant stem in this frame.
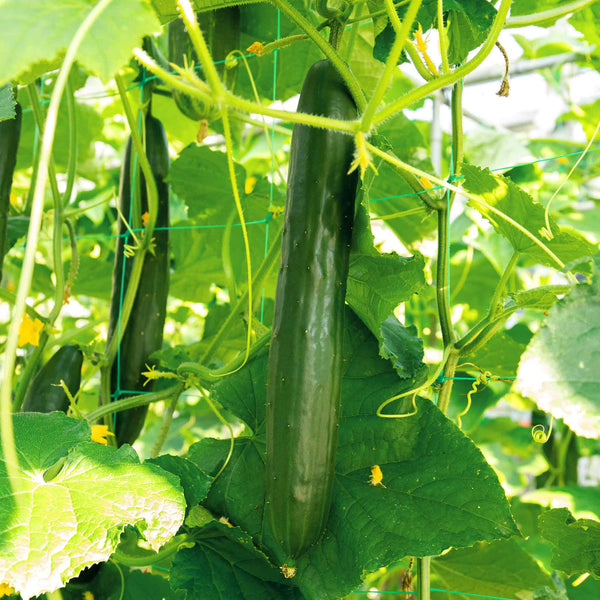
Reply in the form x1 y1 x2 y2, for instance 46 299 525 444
62 73 78 207
0 0 114 498
557 427 574 487
437 348 459 415
487 250 519 318
374 0 513 124
436 208 454 346
360 0 422 133
112 533 194 567
437 0 449 73
87 384 184 423
269 0 367 110
505 0 594 28
418 557 431 600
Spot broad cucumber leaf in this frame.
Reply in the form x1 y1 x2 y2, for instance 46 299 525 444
0 0 161 85
348 193 427 380
522 487 600 521
0 83 15 121
462 165 597 268
515 267 600 439
0 413 186 600
187 309 517 600
171 522 301 599
539 508 600 578
508 285 571 311
432 538 555 600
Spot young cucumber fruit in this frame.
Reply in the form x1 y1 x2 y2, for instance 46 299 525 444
265 60 359 560
168 7 240 121
22 345 83 413
108 110 170 447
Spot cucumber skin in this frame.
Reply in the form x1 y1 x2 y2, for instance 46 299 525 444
0 102 21 284
22 345 83 413
108 113 170 447
265 60 358 560
168 7 240 121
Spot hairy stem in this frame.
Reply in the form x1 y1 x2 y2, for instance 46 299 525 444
487 250 519 318
150 394 179 458
505 0 595 28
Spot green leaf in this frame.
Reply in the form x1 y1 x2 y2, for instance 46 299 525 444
462 164 598 268
171 522 301 599
168 144 246 222
508 285 571 311
147 454 212 512
462 331 527 377
446 0 497 65
522 487 600 521
0 0 161 85
0 413 185 600
539 508 600 578
432 538 555 600
515 273 600 439
0 83 15 121
380 315 427 382
189 309 517 599
347 196 427 365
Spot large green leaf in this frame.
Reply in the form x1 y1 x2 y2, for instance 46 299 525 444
0 413 186 600
539 508 600 578
462 165 598 268
432 538 555 600
171 522 302 599
515 268 600 439
187 309 517 600
0 0 161 85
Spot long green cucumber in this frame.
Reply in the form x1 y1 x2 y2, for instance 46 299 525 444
108 110 170 446
0 102 21 283
265 60 359 561
168 7 240 121
22 344 83 413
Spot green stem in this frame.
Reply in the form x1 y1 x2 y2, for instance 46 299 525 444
436 208 454 346
374 0 513 124
150 393 179 458
269 0 367 110
457 307 519 356
201 390 235 480
487 250 519 318
134 48 359 134
418 557 431 600
505 0 595 28
342 2 361 62
360 0 422 133
0 0 114 500
436 348 459 415
87 384 184 423
199 220 282 364
113 533 194 567
450 80 464 176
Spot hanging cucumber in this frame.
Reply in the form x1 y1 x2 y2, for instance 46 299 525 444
107 110 170 447
22 344 83 413
265 60 359 562
0 101 21 284
168 6 240 121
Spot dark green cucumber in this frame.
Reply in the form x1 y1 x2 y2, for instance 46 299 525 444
108 111 170 446
0 102 22 284
22 345 83 413
168 7 240 121
265 60 358 560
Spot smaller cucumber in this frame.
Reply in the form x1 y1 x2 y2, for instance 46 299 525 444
22 345 83 413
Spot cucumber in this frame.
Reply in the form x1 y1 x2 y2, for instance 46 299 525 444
0 101 21 284
265 60 359 560
107 110 170 447
22 345 83 413
168 7 240 121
